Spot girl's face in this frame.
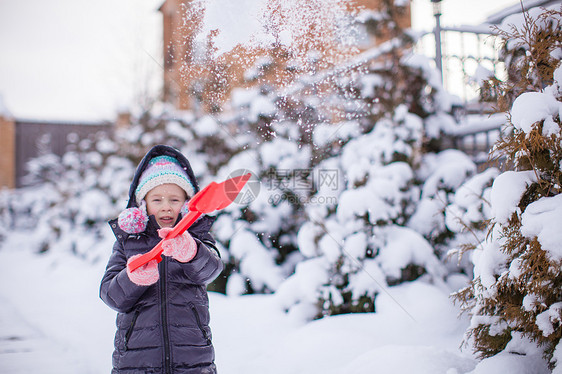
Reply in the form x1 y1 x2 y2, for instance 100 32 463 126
145 184 187 228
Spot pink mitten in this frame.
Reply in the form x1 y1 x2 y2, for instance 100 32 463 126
126 254 159 286
158 228 198 263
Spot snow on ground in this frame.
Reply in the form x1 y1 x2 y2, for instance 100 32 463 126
0 232 477 374
0 234 115 373
211 284 476 374
0 293 88 374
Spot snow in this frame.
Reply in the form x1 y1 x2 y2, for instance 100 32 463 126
346 258 387 300
468 331 551 374
312 121 361 147
229 229 284 292
318 232 343 262
0 242 482 373
0 245 482 374
445 168 498 233
248 96 277 122
217 149 261 182
232 279 476 374
297 221 323 258
471 238 509 292
376 225 443 281
497 4 562 52
554 65 562 97
193 115 221 137
511 91 562 135
231 87 261 108
489 170 537 224
420 150 477 199
471 64 494 86
192 0 356 61
536 302 562 337
259 138 310 170
0 240 115 373
521 193 562 262
446 113 506 137
467 351 549 374
554 343 562 374
275 257 330 320
403 53 443 91
336 186 393 224
409 197 446 236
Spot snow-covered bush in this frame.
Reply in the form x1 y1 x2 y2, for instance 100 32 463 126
408 148 497 281
269 57 484 321
212 57 459 300
275 104 449 319
454 8 562 371
0 133 133 262
201 0 487 317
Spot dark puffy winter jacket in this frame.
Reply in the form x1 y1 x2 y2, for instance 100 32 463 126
100 145 223 374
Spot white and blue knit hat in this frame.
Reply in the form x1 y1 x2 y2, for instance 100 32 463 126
135 155 195 205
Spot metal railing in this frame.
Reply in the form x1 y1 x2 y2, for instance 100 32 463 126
416 23 507 166
445 113 507 166
416 25 505 106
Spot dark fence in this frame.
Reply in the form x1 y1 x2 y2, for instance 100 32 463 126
15 119 112 187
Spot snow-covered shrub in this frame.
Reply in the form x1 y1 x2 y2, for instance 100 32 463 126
210 34 458 299
274 94 478 319
440 165 499 277
0 133 134 262
166 0 497 320
409 148 496 279
282 107 428 313
454 8 562 371
266 0 488 319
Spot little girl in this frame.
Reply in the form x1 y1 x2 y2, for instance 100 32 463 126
100 145 223 374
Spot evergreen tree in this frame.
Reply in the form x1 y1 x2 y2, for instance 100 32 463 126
270 2 481 319
453 7 562 370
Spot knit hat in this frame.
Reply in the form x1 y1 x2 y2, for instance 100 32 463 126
135 155 195 205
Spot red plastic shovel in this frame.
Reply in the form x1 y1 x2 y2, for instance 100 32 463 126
127 173 252 272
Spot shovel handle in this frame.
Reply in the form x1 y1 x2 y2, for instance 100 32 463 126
126 173 252 273
127 210 202 272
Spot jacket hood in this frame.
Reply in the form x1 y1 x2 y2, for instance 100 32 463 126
126 145 199 209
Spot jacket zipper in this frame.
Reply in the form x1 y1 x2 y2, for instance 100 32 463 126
190 303 211 345
124 309 140 351
160 259 172 374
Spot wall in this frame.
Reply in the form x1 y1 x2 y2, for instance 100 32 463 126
14 120 112 187
0 114 16 189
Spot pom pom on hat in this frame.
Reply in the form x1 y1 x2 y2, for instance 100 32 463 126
118 202 149 234
135 155 195 205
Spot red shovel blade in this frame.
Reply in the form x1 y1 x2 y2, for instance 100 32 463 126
189 173 252 213
127 173 252 273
